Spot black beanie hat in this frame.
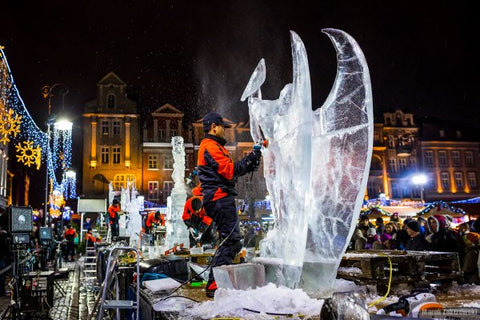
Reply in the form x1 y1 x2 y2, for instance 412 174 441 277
406 220 420 233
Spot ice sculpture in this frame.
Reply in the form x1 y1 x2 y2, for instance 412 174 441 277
242 29 373 297
165 136 189 248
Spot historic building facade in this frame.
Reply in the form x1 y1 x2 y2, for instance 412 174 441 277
419 123 480 201
82 72 142 197
141 103 195 205
367 109 480 202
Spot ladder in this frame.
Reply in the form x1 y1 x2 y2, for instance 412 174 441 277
84 244 98 283
97 246 140 320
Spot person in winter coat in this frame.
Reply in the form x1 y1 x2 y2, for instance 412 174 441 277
404 220 430 251
352 215 372 250
145 211 165 234
85 228 99 247
427 214 465 263
108 199 121 239
383 222 398 249
197 112 262 297
64 224 77 261
462 232 480 284
183 186 216 247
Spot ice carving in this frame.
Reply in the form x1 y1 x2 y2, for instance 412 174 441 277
165 136 189 248
242 29 373 297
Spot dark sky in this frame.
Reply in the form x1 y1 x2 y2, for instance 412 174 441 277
2 0 479 126
2 1 480 174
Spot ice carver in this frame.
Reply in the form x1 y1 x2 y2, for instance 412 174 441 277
198 112 262 297
145 211 165 234
108 199 121 240
183 186 216 247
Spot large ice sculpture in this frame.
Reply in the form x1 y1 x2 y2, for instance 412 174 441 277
242 29 373 297
165 136 189 248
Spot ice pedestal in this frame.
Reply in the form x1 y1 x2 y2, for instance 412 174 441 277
213 263 265 290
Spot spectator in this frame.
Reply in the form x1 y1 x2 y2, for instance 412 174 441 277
404 220 430 251
352 215 372 250
375 217 385 235
395 218 412 250
458 222 471 237
462 232 480 284
390 212 400 223
383 222 398 249
365 227 382 249
428 214 465 264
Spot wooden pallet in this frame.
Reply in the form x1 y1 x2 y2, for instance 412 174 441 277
337 250 461 293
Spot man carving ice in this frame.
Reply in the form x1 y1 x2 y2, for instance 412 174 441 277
198 112 262 297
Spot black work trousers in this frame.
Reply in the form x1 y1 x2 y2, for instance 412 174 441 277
203 195 242 282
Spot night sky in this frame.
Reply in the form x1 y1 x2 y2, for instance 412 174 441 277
1 0 479 205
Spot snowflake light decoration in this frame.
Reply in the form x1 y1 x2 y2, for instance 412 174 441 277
15 140 42 169
0 108 22 144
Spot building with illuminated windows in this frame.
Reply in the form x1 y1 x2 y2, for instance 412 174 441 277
82 72 142 197
366 109 480 202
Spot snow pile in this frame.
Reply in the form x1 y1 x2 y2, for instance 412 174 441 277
185 283 324 319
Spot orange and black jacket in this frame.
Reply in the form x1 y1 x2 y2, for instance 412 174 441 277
85 232 98 246
145 212 165 228
182 195 212 229
64 228 77 243
108 204 120 225
197 134 253 202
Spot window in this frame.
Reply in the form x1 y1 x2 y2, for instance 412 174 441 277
101 146 109 164
391 183 399 199
112 146 121 164
163 181 174 202
398 158 407 171
408 158 417 170
387 136 395 148
148 181 159 200
164 154 173 169
424 151 434 166
388 159 396 172
468 172 477 189
454 172 463 189
438 150 448 166
113 174 136 191
148 155 158 169
465 151 474 166
107 94 115 108
101 120 109 135
367 181 377 198
170 129 178 138
112 120 121 135
441 172 450 190
158 129 166 142
451 151 461 166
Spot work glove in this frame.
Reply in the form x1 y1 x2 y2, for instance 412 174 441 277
246 146 262 171
196 232 203 241
188 227 198 238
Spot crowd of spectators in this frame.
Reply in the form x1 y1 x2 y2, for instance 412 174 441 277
351 213 480 284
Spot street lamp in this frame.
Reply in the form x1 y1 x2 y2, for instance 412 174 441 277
42 84 69 226
412 174 427 203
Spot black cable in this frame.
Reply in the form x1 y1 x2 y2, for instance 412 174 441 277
243 307 295 317
159 219 241 300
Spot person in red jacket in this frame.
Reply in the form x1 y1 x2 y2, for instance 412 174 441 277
108 199 121 240
183 187 215 247
198 112 262 297
145 211 165 234
64 224 77 261
85 228 99 247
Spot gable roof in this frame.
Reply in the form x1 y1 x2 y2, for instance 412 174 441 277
152 103 183 115
97 72 126 86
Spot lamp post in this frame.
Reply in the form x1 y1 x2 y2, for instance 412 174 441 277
412 174 427 203
42 84 69 226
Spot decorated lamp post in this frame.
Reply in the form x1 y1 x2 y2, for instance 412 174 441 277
412 173 427 203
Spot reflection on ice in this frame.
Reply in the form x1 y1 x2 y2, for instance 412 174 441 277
242 28 373 297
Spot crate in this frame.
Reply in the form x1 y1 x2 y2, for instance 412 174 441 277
337 250 461 293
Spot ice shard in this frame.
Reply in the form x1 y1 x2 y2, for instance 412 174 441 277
165 136 189 248
242 29 373 296
242 31 312 288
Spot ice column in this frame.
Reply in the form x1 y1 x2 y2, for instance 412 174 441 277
242 29 373 296
165 136 188 248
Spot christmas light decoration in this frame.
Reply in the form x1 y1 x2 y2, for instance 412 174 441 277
0 108 22 144
15 140 42 169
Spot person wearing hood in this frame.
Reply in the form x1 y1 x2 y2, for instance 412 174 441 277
462 232 480 284
427 214 465 263
352 215 372 250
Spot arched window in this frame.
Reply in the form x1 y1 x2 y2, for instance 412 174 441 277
113 174 136 191
107 94 115 109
